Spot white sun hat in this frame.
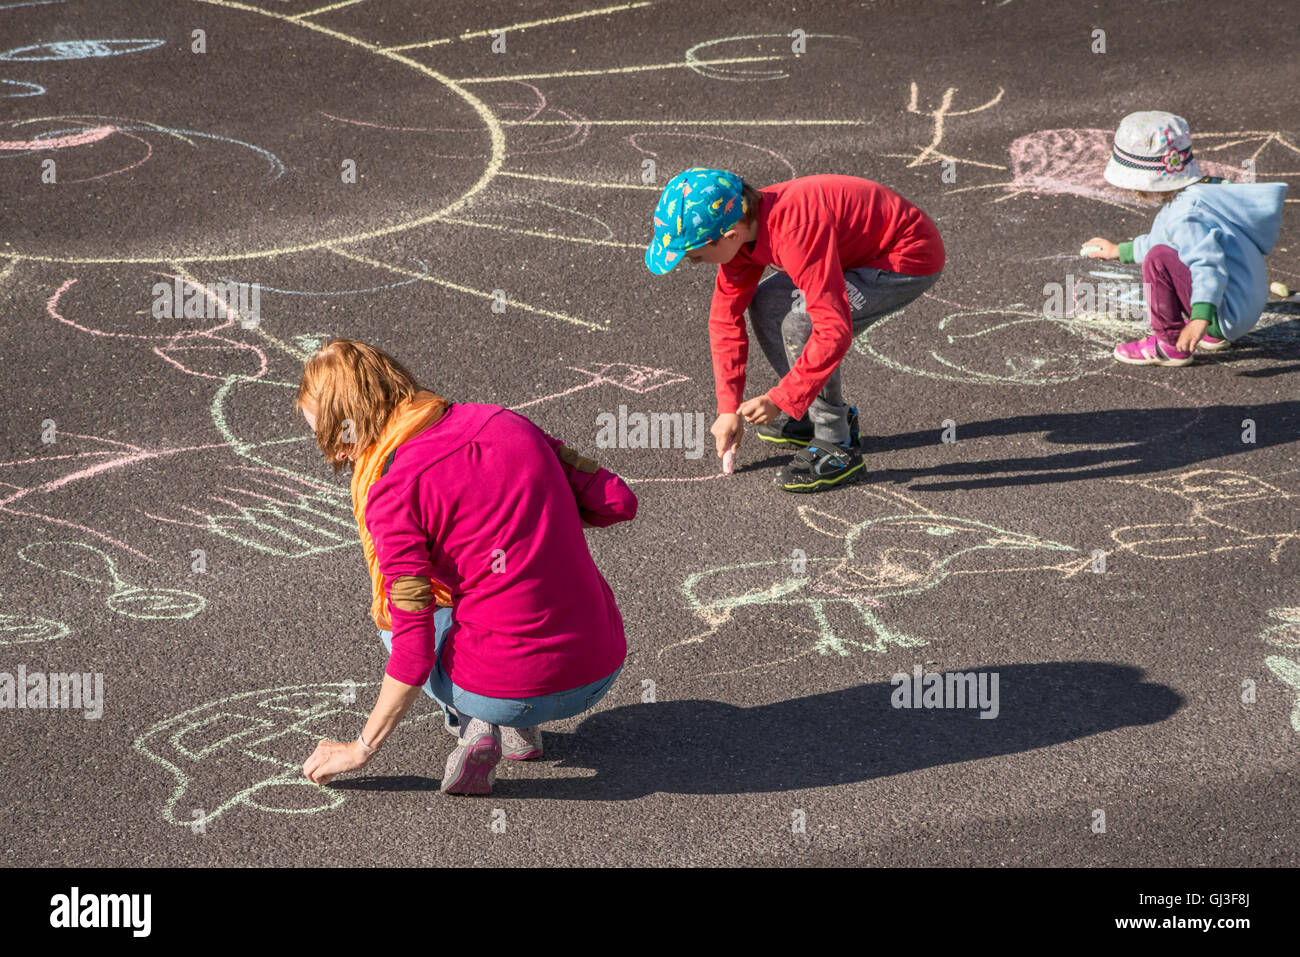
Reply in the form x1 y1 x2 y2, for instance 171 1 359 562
1103 111 1204 191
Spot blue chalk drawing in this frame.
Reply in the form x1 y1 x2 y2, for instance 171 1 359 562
0 39 165 61
0 78 44 97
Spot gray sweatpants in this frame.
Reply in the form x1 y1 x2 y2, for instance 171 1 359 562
748 267 941 443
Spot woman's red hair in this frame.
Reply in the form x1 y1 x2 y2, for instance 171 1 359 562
296 339 421 472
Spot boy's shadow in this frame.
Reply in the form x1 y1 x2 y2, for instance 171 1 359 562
515 661 1178 800
865 399 1299 491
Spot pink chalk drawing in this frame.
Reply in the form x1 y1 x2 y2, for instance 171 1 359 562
0 124 114 151
949 128 1271 209
48 276 269 382
0 115 283 184
12 274 354 562
510 362 689 410
0 431 232 562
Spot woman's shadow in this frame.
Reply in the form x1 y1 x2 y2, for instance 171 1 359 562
339 662 1180 800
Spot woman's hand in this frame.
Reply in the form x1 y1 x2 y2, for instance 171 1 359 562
1082 237 1119 259
303 739 370 785
1176 318 1210 354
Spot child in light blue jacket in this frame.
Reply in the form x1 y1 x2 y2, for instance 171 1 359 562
1081 111 1287 366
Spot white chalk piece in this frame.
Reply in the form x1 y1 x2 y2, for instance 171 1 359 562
722 448 736 475
1080 244 1102 257
1270 281 1291 298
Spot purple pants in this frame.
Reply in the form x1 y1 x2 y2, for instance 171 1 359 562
1143 244 1194 348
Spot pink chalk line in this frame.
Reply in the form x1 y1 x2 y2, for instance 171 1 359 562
0 124 114 151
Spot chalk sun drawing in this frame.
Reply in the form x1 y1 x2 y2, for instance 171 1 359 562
18 541 205 620
0 0 507 265
667 487 1082 663
134 683 445 825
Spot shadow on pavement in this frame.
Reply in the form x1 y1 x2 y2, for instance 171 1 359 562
864 400 1299 490
469 661 1179 800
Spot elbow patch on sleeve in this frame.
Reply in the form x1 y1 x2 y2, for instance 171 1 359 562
390 575 432 612
557 444 600 473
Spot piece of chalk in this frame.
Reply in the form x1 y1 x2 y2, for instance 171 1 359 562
1270 281 1291 298
722 448 736 475
1080 245 1102 257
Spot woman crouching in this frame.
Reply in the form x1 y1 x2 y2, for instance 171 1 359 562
298 340 636 795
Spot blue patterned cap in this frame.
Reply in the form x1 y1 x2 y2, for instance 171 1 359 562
645 167 747 274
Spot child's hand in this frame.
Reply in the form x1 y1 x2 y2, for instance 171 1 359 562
1176 319 1210 354
711 413 743 458
1082 238 1119 259
738 395 780 426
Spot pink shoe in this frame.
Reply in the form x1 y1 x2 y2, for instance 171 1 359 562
1114 334 1193 366
501 725 543 760
440 718 501 795
1196 335 1230 352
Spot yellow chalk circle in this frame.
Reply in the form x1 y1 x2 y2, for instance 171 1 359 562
1270 281 1291 298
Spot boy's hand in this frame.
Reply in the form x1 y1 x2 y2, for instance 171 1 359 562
1082 237 1119 259
711 413 743 458
738 395 780 426
1176 318 1210 354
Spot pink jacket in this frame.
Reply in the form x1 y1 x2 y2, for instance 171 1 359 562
363 403 637 698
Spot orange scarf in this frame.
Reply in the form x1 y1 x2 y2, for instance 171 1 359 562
351 390 453 629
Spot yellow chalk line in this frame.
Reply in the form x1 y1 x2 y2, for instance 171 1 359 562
433 216 641 248
455 55 784 83
290 0 367 20
382 1 655 52
504 118 866 126
326 246 608 332
498 171 658 190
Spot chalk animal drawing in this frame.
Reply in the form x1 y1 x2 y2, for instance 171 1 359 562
1108 469 1300 565
17 541 205 620
669 487 1083 661
134 683 444 825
